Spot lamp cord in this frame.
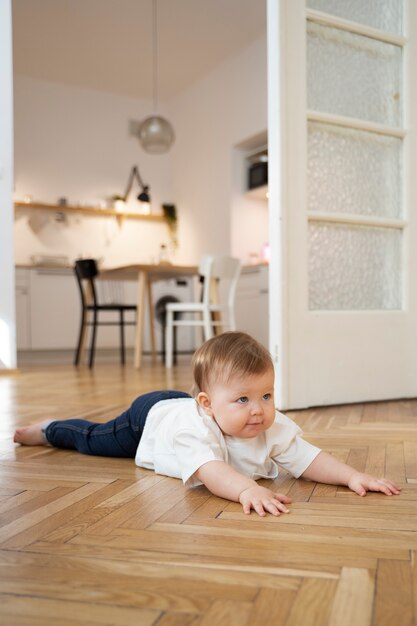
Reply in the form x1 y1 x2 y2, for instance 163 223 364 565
123 166 147 201
152 0 158 113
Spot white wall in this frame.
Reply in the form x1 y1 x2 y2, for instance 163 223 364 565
14 76 175 266
170 34 268 264
231 142 269 263
13 33 268 268
0 0 16 369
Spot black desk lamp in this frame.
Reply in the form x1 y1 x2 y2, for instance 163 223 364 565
123 165 151 203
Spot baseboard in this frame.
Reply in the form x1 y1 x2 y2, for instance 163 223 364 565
17 349 133 366
0 368 19 375
17 348 194 366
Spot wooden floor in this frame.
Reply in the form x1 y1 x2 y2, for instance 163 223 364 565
1 356 417 626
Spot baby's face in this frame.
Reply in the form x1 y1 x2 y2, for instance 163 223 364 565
200 368 276 438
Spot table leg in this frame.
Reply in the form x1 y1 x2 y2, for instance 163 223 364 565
147 278 157 358
134 270 146 368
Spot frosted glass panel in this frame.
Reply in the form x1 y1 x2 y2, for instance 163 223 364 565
309 223 402 309
307 22 402 126
307 0 403 35
308 122 402 218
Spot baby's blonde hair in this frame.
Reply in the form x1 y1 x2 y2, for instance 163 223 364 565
192 331 274 394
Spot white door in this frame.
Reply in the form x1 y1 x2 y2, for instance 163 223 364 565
268 0 417 409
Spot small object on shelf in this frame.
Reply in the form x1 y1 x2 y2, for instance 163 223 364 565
30 254 70 267
55 211 68 224
112 195 126 212
247 147 268 190
249 252 260 265
58 197 68 206
139 200 151 216
162 203 178 250
262 242 271 264
158 243 170 265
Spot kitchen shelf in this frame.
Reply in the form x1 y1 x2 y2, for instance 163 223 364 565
14 201 164 223
245 185 268 201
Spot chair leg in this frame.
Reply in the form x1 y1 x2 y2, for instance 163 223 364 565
229 306 236 331
161 313 167 363
203 311 213 341
74 311 86 366
173 326 178 365
89 311 98 368
120 309 125 365
165 310 174 368
162 312 178 365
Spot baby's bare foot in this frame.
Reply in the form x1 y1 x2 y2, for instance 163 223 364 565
13 422 47 446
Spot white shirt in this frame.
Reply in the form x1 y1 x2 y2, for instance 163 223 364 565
135 397 321 487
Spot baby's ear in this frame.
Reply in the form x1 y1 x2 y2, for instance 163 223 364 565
196 392 213 416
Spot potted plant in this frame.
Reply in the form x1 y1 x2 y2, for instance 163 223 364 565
162 203 178 251
111 194 126 212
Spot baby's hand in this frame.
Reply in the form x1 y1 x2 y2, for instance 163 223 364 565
348 471 401 497
238 485 292 517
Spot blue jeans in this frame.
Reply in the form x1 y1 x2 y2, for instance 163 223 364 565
44 390 191 457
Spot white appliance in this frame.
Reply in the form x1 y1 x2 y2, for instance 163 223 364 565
142 277 196 353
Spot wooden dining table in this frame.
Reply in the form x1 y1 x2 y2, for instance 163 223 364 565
100 263 198 368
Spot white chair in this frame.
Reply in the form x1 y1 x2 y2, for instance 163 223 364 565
165 255 242 367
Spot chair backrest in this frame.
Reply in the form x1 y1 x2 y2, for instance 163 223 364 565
75 258 98 279
199 255 241 310
74 259 99 308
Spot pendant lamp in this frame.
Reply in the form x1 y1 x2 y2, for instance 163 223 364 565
138 0 175 154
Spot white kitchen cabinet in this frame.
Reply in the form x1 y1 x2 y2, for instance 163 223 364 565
15 267 136 351
15 269 31 350
235 265 269 347
23 268 136 350
16 265 265 353
29 268 81 349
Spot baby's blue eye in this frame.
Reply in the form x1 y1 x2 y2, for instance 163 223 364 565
237 396 248 404
262 393 272 401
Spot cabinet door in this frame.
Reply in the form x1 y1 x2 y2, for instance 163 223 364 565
30 269 136 350
236 267 269 347
30 268 80 350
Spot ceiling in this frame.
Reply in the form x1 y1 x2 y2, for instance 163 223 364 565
12 0 266 101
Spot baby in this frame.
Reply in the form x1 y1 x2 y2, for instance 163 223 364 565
14 331 401 516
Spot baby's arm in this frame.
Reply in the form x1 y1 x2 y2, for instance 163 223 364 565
195 460 291 517
301 451 401 496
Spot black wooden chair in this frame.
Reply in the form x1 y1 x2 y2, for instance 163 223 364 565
74 259 137 368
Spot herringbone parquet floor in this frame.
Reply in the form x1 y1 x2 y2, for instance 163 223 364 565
0 356 416 625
